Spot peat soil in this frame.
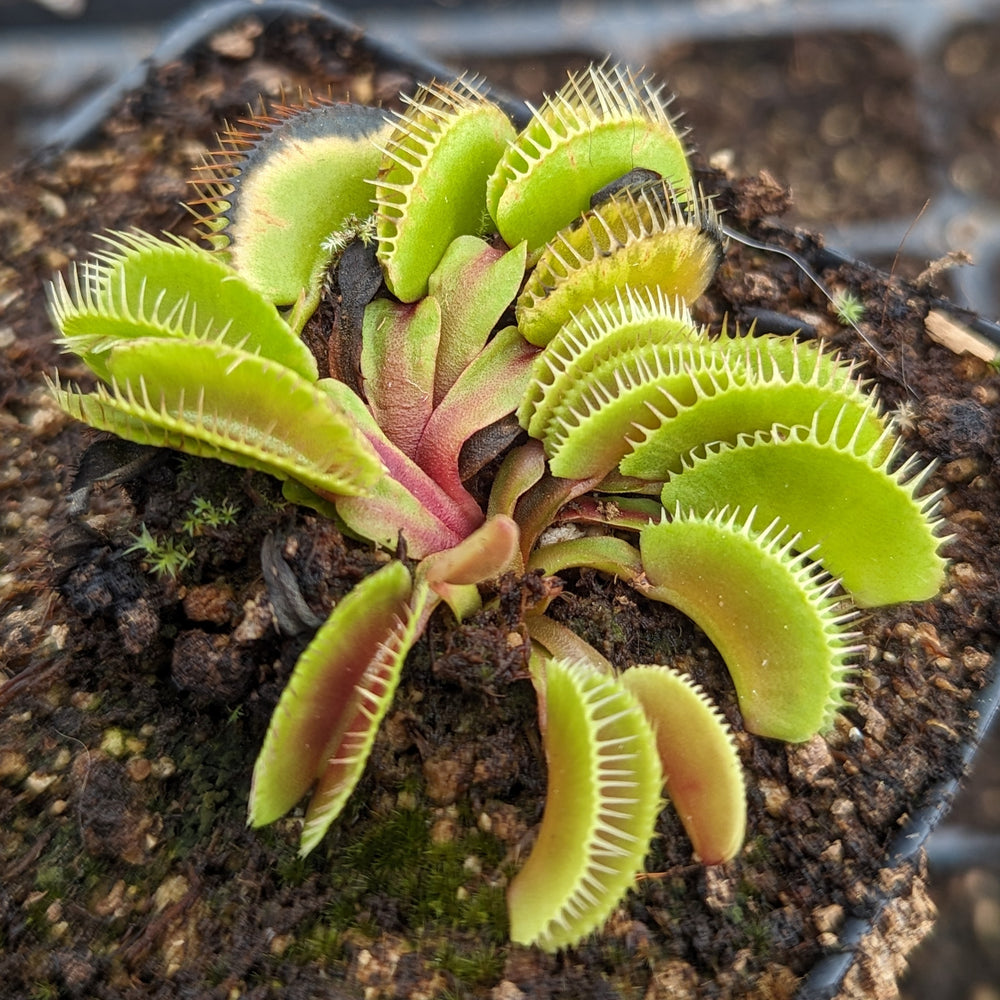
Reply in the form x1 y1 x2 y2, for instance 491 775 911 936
0 10 998 1000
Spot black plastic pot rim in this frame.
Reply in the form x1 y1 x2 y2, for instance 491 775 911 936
797 658 1000 1000
37 0 531 161
35 3 1000 998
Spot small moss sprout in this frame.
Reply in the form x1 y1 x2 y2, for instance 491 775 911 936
180 496 240 536
832 288 866 326
124 524 195 579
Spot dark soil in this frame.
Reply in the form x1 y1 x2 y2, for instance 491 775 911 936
1 10 998 1000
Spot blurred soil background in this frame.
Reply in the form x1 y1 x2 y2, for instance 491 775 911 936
1 2 998 998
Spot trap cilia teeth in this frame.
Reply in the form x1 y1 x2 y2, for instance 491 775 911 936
188 94 392 315
46 56 952 957
515 178 724 347
486 59 695 256
371 75 517 302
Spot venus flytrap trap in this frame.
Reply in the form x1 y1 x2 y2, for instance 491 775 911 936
505 654 664 952
515 622 747 951
189 96 392 320
639 510 859 743
656 418 947 606
251 514 519 855
47 60 949 956
373 76 517 302
514 180 723 347
47 230 321 381
486 61 693 257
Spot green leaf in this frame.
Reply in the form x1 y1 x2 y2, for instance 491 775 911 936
621 665 746 864
639 508 858 742
658 418 948 606
418 514 520 620
248 562 431 856
333 471 468 559
51 338 379 497
486 440 548 521
415 325 539 508
428 235 529 404
526 615 614 675
507 657 662 951
49 231 318 382
361 296 442 459
528 534 643 580
316 378 478 555
419 514 519 588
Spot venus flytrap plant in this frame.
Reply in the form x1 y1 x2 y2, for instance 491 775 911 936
47 59 951 956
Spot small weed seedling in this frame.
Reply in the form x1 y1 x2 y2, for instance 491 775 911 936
180 496 240 536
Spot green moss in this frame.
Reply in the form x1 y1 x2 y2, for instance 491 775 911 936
433 942 504 990
289 921 347 965
32 821 109 902
722 878 778 960
831 289 865 326
33 867 67 900
276 852 312 886
166 720 256 850
742 834 773 865
721 899 774 959
284 802 509 989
